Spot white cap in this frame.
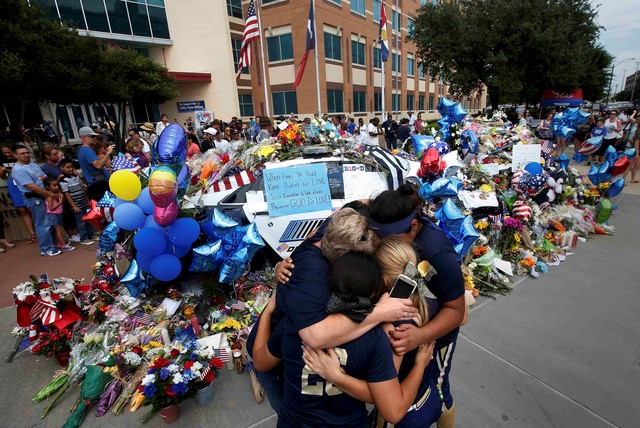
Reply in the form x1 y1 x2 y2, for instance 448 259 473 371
204 127 218 135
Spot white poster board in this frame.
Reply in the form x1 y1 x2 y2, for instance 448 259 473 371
343 170 388 202
511 144 541 169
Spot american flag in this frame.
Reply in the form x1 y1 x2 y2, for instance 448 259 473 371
214 348 231 363
30 296 61 326
131 311 154 327
236 0 259 79
199 364 211 382
111 156 141 173
210 171 256 193
97 191 115 223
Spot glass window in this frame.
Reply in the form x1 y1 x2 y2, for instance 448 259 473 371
324 32 342 61
81 0 110 32
373 0 381 23
374 92 382 112
407 18 415 35
272 91 298 115
57 106 74 140
392 53 400 73
429 95 434 110
147 0 165 6
227 0 243 18
373 47 381 69
407 57 415 76
392 94 400 111
328 0 342 5
353 91 366 112
267 33 293 62
56 0 86 29
407 95 414 111
34 0 60 21
327 90 343 113
350 0 365 15
418 96 425 110
351 40 365 66
105 0 131 35
239 94 254 117
232 38 248 73
127 2 152 37
392 10 399 31
419 64 425 79
148 5 170 38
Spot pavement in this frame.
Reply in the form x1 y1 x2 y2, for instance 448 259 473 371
0 167 638 427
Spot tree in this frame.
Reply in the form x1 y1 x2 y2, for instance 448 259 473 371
408 0 612 109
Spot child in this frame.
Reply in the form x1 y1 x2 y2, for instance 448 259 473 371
59 160 94 245
44 177 76 252
588 118 607 164
125 139 149 168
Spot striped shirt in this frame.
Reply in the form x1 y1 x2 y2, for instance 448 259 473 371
59 174 89 211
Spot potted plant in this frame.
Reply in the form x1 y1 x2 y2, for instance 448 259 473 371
188 350 223 406
31 329 73 366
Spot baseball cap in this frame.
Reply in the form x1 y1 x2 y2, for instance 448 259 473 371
79 126 99 137
204 127 218 135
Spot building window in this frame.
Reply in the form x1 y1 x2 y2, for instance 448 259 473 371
227 0 243 18
407 18 415 35
407 57 415 76
392 94 400 111
419 64 425 79
392 10 400 31
272 91 298 115
350 0 365 15
104 0 132 35
418 95 425 110
429 95 434 110
55 0 86 30
407 95 415 111
83 0 110 32
373 0 381 23
327 90 344 113
392 53 400 73
232 39 248 74
324 32 342 61
353 91 366 112
267 33 294 62
351 40 365 66
373 47 381 69
148 5 170 39
127 2 152 37
238 94 254 117
328 0 342 5
374 92 382 112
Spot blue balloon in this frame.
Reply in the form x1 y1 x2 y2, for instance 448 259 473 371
153 123 187 166
143 215 164 230
605 145 617 167
242 223 265 259
437 98 456 117
524 162 543 175
608 178 624 197
120 260 147 297
411 135 435 157
113 203 145 230
201 209 239 240
588 164 600 185
622 148 637 158
136 252 153 273
168 217 200 246
573 152 588 163
428 140 450 157
453 103 468 124
219 247 249 284
597 161 611 183
560 126 575 139
134 227 166 257
551 114 563 133
557 153 570 171
189 240 223 272
177 164 190 199
136 188 155 215
99 221 120 254
114 197 129 207
460 129 479 155
162 236 191 257
150 253 182 282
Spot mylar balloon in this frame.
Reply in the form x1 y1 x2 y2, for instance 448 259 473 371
623 147 636 158
136 188 155 215
418 147 442 181
437 98 456 117
99 221 120 254
595 199 612 224
605 145 617 167
608 178 624 198
113 203 145 231
460 129 479 156
557 153 570 171
587 164 600 185
242 223 266 259
524 162 543 175
177 164 190 198
189 240 223 272
596 161 611 184
219 247 249 284
428 140 451 157
410 135 435 158
109 170 141 201
167 217 200 246
120 260 147 297
82 200 106 231
500 189 518 213
134 227 166 257
453 103 468 124
148 166 178 208
154 199 179 227
201 209 239 240
154 123 187 166
560 126 575 140
611 155 630 177
150 253 182 282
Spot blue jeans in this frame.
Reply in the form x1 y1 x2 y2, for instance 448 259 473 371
74 212 92 241
24 197 53 253
254 363 283 415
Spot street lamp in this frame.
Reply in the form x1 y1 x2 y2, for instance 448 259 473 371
607 58 635 105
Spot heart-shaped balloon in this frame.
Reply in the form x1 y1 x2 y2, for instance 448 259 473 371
611 155 629 177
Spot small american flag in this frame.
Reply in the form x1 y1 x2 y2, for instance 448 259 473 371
211 171 256 193
230 300 246 311
111 156 141 173
199 365 211 382
131 311 154 327
236 0 259 79
214 348 231 363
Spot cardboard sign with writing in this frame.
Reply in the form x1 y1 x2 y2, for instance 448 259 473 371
511 144 541 169
263 164 332 217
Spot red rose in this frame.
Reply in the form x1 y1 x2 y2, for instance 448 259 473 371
165 385 176 397
184 361 194 369
132 346 143 355
170 349 180 358
220 153 230 164
210 358 223 370
138 385 143 392
151 357 171 368
25 295 36 305
39 283 50 290
203 371 215 384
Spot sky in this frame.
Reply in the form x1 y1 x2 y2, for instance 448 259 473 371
593 0 640 94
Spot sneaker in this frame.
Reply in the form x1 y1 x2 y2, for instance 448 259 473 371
41 249 62 257
69 234 81 243
57 244 76 252
80 239 94 245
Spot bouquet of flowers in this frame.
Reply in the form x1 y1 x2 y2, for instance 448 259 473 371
31 329 72 358
277 122 305 146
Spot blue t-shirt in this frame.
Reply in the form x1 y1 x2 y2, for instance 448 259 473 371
40 162 63 179
414 216 464 346
11 162 46 194
591 126 606 138
77 146 109 184
278 324 397 427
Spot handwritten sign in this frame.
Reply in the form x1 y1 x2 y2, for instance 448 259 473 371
343 170 388 202
511 144 541 169
263 164 332 217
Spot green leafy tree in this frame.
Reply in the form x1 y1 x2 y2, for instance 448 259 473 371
409 0 612 109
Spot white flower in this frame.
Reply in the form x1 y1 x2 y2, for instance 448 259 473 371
192 362 203 372
141 374 156 386
124 352 142 366
172 373 184 384
167 363 179 373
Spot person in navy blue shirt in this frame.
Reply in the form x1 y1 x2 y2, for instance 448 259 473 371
254 251 432 427
368 184 465 428
76 127 113 185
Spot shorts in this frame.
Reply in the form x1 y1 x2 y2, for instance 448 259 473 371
47 213 63 227
7 179 25 207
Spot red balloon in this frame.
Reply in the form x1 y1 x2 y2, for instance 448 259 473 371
82 200 106 231
611 155 630 177
418 147 441 180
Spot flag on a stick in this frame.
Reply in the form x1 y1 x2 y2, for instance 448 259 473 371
379 1 389 62
236 0 260 79
293 2 316 89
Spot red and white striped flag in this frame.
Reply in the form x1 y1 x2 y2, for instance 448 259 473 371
236 0 259 79
211 171 256 193
30 297 61 326
214 348 231 363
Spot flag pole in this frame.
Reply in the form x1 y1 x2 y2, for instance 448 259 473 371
312 0 321 115
256 0 271 117
381 41 385 119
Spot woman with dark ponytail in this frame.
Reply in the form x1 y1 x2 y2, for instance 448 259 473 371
369 183 465 428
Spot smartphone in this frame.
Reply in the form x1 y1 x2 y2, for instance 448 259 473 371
389 274 418 299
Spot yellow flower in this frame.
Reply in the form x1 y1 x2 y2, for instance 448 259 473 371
514 234 521 243
474 221 489 230
256 145 276 158
479 184 492 193
149 341 163 348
